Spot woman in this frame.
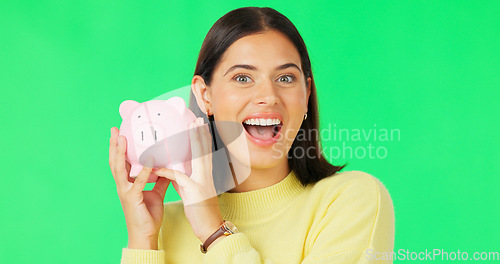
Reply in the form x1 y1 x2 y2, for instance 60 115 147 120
109 7 395 264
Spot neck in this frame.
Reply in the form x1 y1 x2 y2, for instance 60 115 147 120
227 156 290 193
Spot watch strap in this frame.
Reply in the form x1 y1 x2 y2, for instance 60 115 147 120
200 221 229 254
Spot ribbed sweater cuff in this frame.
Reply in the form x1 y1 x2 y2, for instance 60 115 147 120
121 248 165 264
204 233 259 263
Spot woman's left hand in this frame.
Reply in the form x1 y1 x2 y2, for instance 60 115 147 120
152 117 224 244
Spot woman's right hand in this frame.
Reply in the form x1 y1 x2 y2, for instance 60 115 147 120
109 127 171 250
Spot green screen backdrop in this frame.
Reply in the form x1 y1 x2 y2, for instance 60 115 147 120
1 0 498 263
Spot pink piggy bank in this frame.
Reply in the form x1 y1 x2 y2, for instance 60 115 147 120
118 97 197 182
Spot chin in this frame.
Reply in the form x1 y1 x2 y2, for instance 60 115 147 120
247 146 287 169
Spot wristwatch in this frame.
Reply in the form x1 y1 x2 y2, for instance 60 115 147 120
200 220 239 254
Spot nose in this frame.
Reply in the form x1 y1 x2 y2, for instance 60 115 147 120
135 124 164 146
253 81 279 106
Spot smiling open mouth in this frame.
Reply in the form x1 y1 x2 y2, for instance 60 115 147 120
242 118 283 141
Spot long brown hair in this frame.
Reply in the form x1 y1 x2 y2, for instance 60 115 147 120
189 7 345 187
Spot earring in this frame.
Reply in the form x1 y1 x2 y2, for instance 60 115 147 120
207 111 214 122
304 113 308 120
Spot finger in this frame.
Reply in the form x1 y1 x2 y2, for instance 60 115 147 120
189 120 206 183
170 180 186 202
194 118 213 185
125 161 134 183
131 157 154 193
109 127 118 174
197 118 213 171
154 168 192 189
189 119 203 161
162 164 216 205
198 118 212 155
189 120 204 160
113 134 129 188
151 177 170 200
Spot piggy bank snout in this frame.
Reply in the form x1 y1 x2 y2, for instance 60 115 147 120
134 124 165 146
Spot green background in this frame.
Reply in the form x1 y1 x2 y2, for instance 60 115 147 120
1 0 498 263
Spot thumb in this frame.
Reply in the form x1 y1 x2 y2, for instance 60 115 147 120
154 168 192 189
131 156 154 193
152 177 170 200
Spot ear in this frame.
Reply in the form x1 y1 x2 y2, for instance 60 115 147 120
119 100 140 118
165 97 187 112
306 77 312 110
191 75 212 114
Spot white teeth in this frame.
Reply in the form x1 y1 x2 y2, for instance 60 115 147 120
243 118 282 126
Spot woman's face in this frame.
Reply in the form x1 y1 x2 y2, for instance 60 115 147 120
196 30 311 170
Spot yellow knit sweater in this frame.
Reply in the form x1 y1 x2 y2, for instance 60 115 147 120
120 170 395 263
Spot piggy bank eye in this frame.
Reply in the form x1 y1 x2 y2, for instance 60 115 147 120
157 113 161 116
137 115 141 118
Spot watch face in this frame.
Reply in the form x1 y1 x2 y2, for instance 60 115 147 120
224 221 239 234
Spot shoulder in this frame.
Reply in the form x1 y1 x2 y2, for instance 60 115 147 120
312 170 388 193
309 170 393 212
304 171 395 253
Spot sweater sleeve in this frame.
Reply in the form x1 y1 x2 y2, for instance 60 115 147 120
301 172 395 264
119 230 269 264
120 248 164 264
202 232 276 264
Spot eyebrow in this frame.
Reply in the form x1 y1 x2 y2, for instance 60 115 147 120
223 63 302 76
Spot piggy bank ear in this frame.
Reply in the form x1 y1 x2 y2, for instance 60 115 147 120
119 100 140 118
166 97 187 113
